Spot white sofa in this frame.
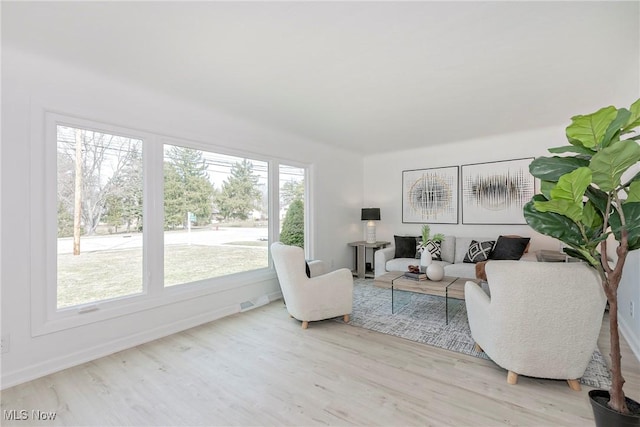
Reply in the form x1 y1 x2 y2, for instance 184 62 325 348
374 235 535 279
464 261 606 390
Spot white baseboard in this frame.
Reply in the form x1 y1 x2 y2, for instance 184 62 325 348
619 316 640 364
1 304 239 389
2 291 284 389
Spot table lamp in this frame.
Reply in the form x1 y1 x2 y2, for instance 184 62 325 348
361 208 381 243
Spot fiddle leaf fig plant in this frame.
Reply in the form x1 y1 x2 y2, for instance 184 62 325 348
524 99 640 414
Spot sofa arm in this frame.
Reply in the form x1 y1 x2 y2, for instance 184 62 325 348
374 247 396 277
306 260 328 277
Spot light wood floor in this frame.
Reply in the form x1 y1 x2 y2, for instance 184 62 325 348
1 301 639 426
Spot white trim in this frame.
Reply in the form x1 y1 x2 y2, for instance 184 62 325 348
619 314 640 364
144 135 164 296
2 289 283 390
305 164 315 260
29 106 309 337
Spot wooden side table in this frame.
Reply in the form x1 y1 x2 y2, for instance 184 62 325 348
348 241 390 278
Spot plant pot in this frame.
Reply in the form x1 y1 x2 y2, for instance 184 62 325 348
589 390 640 427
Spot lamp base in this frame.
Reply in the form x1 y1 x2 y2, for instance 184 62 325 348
366 221 376 244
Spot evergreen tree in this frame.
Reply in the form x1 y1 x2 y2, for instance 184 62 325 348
280 199 304 248
281 180 304 205
104 194 124 233
163 147 214 228
215 159 262 220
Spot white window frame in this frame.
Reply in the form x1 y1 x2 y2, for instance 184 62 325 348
30 111 311 336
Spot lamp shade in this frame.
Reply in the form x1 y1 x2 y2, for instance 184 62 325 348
361 208 381 221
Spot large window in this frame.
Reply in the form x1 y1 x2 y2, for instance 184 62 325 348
279 164 306 249
38 113 308 331
56 125 144 308
163 144 269 286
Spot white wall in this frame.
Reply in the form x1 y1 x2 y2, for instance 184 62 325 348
364 126 565 248
363 125 640 359
619 245 640 361
0 47 363 387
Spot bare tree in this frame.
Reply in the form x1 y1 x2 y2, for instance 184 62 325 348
57 126 142 243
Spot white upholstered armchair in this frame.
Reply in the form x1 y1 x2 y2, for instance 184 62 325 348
271 242 353 329
465 260 606 390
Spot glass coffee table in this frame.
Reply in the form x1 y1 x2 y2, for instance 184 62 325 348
384 273 468 324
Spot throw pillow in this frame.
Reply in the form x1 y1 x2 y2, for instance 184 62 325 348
422 239 442 261
394 235 418 259
489 236 531 260
463 240 496 263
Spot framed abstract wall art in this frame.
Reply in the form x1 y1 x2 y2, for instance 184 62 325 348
461 158 535 224
402 166 459 224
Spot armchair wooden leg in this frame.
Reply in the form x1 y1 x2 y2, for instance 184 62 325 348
301 321 309 329
343 314 350 323
567 379 581 391
474 343 483 353
507 371 518 385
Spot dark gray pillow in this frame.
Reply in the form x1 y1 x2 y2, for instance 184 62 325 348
464 240 496 263
394 235 418 259
489 236 531 260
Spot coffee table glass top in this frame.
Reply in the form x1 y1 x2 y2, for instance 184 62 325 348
390 274 464 324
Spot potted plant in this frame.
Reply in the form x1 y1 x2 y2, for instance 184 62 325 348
523 98 640 424
418 225 444 256
417 225 444 272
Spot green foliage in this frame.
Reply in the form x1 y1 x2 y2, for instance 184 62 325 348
104 194 124 232
163 147 214 229
524 99 640 266
566 106 617 148
280 199 304 248
590 140 640 192
214 159 262 221
533 167 592 223
281 180 305 205
528 156 590 181
609 202 640 251
57 201 74 238
420 224 444 245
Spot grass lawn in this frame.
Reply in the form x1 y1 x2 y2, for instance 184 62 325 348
58 243 269 308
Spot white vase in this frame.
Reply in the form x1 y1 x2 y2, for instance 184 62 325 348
426 264 444 281
420 249 432 272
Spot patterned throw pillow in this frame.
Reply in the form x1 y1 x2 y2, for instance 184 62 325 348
463 240 495 263
423 239 442 261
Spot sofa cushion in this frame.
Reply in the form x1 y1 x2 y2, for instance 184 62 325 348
394 235 418 259
464 240 496 263
386 258 451 273
489 236 531 260
440 235 455 263
444 262 476 279
454 237 494 264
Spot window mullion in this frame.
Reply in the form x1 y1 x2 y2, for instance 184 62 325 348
144 137 164 294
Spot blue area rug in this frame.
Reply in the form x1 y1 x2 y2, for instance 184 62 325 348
345 279 612 389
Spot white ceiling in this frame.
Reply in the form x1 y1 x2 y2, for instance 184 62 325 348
2 1 639 154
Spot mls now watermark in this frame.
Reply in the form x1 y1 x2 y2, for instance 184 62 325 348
4 409 57 421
